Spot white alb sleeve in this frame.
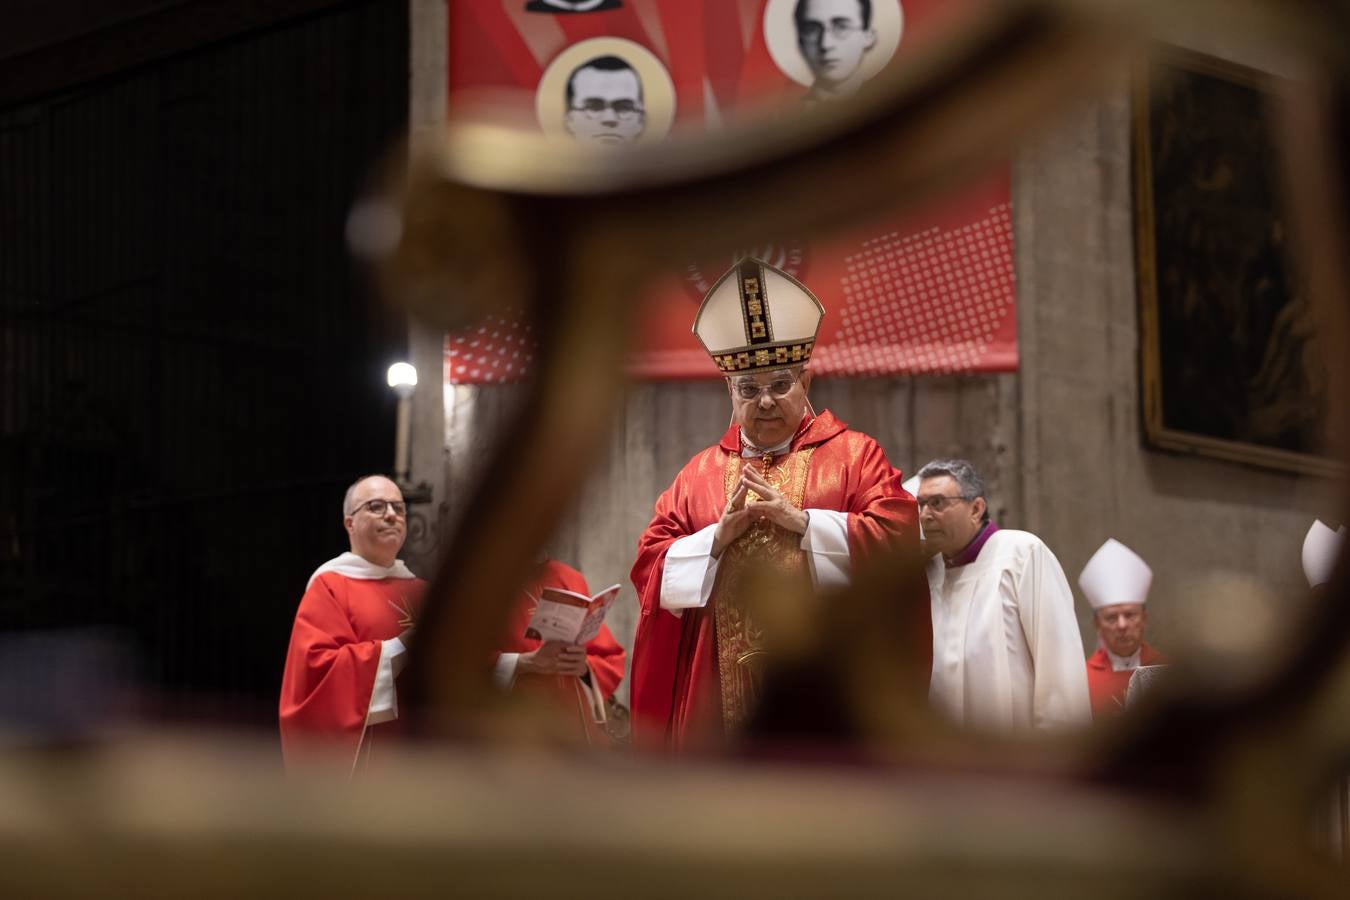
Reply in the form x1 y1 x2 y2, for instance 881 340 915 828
493 653 521 690
365 636 406 725
800 509 852 589
661 523 722 613
1017 543 1093 729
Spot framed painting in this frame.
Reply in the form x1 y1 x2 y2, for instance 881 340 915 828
1134 45 1337 476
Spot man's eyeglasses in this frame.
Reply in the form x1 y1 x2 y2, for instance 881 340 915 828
571 98 645 118
350 499 407 518
798 21 865 43
915 494 972 513
731 376 797 401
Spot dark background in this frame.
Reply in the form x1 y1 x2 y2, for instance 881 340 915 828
0 0 410 731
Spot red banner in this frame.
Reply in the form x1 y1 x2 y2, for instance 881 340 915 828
446 0 1016 382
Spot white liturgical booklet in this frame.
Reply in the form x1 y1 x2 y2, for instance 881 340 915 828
524 584 621 645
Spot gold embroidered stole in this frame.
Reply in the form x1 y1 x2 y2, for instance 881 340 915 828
714 447 814 736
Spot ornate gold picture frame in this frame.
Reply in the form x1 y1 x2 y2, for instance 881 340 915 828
1134 46 1338 476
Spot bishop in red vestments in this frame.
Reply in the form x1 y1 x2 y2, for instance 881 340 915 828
629 259 928 752
280 475 423 769
1078 538 1167 719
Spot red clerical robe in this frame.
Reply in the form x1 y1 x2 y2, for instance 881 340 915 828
1086 643 1167 719
629 410 928 751
279 570 424 769
499 559 627 743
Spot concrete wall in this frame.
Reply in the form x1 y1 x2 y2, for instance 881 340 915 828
405 0 450 566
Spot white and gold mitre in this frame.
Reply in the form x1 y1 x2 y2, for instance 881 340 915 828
692 258 824 375
1078 538 1153 610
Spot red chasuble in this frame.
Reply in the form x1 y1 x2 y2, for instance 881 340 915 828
629 410 929 752
1086 643 1167 719
279 573 425 768
499 559 627 742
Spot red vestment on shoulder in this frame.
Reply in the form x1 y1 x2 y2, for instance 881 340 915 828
499 559 627 741
1086 642 1167 719
629 410 928 752
278 573 424 768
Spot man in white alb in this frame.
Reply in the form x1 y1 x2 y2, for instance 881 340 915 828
916 459 1090 731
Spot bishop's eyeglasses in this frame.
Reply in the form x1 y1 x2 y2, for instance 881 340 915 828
731 376 798 401
350 499 407 518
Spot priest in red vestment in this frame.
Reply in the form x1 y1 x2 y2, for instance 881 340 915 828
493 558 627 746
629 258 928 752
279 475 424 770
1078 538 1167 719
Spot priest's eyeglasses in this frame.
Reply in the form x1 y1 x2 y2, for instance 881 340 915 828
915 494 971 513
572 98 645 118
350 499 407 518
731 377 797 401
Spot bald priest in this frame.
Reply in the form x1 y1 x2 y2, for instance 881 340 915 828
629 258 929 752
280 475 423 770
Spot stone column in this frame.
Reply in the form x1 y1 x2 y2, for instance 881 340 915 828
403 0 450 574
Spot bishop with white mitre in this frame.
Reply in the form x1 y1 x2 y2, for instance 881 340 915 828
1079 538 1167 719
629 258 929 752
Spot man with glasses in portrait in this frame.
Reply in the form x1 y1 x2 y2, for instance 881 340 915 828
563 55 646 145
630 258 929 753
915 459 1090 732
279 474 422 770
794 0 878 102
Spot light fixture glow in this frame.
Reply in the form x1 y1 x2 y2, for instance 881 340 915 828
387 362 418 481
387 362 418 389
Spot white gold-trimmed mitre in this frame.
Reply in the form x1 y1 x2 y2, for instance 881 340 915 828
692 258 824 375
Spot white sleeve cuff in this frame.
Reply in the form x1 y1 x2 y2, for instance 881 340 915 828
493 652 521 690
660 523 722 614
365 637 406 725
800 509 852 590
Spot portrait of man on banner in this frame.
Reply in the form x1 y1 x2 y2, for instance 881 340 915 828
564 55 646 145
536 37 676 146
764 0 904 103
